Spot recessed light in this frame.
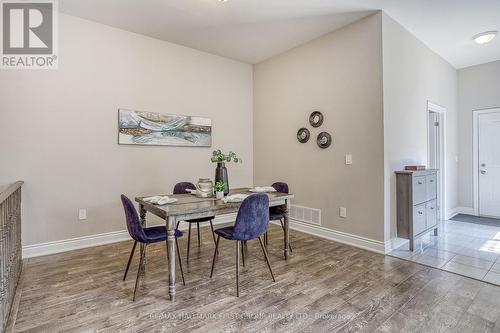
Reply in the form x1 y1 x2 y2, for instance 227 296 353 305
218 0 228 2
473 31 498 44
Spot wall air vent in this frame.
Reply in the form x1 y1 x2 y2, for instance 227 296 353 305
289 204 321 225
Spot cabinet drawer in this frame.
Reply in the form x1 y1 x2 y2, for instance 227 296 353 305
426 200 437 229
413 203 426 235
412 176 427 205
426 174 437 200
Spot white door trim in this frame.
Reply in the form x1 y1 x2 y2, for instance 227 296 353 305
472 107 500 216
427 101 447 221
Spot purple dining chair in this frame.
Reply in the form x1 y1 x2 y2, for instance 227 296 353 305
121 194 185 301
210 193 275 297
264 182 292 252
173 182 217 264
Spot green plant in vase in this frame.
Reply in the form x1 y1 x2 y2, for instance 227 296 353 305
211 150 242 163
211 150 242 195
214 181 225 199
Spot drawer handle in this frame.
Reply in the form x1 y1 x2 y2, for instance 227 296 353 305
418 211 423 215
430 207 434 210
417 181 423 185
430 180 434 183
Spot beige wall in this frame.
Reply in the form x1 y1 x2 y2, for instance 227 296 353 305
457 60 500 209
0 14 254 246
253 14 385 242
382 13 459 241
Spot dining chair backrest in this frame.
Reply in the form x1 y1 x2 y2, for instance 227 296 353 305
173 182 196 195
272 182 289 194
121 194 147 243
233 193 270 241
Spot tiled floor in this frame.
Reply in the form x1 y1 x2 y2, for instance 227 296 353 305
389 219 500 285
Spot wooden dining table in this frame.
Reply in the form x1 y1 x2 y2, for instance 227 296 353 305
135 188 294 301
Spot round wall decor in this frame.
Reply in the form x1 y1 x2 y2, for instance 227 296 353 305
317 132 332 149
297 128 310 143
309 111 324 127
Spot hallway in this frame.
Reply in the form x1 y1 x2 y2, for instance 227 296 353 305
390 218 500 285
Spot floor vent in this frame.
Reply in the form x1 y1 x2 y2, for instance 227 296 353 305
289 204 321 225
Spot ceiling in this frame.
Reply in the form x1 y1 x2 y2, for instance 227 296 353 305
59 0 500 68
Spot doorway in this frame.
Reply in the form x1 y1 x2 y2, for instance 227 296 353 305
473 108 500 218
427 101 446 221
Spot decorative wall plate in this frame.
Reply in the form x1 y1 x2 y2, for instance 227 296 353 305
297 128 310 143
309 111 324 127
317 132 332 148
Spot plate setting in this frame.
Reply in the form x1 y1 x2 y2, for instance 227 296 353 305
317 132 332 149
143 196 178 205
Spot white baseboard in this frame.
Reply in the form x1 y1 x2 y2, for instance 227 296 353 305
23 214 389 258
287 219 386 254
22 213 237 259
446 206 474 220
22 230 131 259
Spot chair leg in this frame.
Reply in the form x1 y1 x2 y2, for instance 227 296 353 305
176 221 180 230
236 240 240 297
133 244 145 301
197 222 201 247
209 220 218 254
210 235 220 278
123 240 137 281
258 236 276 282
175 239 186 286
187 223 192 264
280 219 292 253
241 242 245 267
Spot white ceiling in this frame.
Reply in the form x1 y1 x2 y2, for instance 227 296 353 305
59 0 500 68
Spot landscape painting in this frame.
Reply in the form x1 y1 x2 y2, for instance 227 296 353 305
118 109 212 147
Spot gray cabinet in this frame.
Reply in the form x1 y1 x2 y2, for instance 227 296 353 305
396 169 439 251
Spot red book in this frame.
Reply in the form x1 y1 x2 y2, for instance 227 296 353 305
405 165 426 171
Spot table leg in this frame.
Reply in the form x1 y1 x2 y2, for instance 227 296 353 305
284 199 290 260
139 204 147 272
166 216 177 301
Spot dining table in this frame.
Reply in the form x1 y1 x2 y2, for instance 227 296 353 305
135 187 294 301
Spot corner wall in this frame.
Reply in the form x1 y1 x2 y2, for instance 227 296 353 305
253 13 385 243
382 13 459 242
0 14 254 246
457 60 500 210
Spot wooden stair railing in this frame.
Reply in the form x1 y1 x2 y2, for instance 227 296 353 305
0 181 23 332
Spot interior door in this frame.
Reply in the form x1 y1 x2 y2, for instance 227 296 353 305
428 112 439 169
478 111 500 218
427 110 441 217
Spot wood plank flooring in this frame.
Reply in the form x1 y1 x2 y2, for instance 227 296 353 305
9 224 500 332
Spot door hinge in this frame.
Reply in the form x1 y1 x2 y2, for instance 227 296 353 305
435 122 439 127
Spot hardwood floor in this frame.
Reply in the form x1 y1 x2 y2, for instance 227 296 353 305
9 224 500 332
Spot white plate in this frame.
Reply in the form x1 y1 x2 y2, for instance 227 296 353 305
249 187 276 193
222 194 250 203
157 198 178 205
144 196 178 205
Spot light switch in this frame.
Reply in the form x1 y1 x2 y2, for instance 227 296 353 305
345 154 353 165
339 207 347 218
79 209 87 220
